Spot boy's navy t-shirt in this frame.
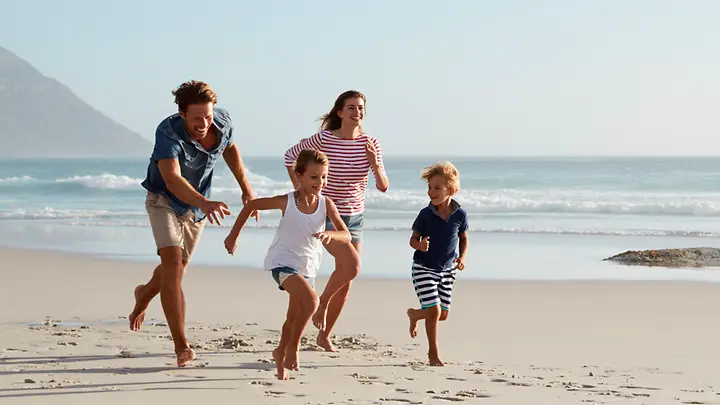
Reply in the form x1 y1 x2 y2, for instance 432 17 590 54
412 200 469 271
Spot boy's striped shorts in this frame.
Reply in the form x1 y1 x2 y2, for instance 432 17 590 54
411 262 457 311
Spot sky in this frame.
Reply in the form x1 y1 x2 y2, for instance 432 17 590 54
1 0 719 157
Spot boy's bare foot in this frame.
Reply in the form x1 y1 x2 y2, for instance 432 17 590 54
284 346 300 371
316 333 337 352
176 347 195 367
272 347 288 380
407 308 419 338
428 352 444 367
312 303 328 331
129 285 147 331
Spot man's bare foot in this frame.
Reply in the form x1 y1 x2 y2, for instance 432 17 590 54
312 303 327 331
284 346 300 371
428 352 444 367
407 308 419 338
129 285 147 331
176 347 195 367
272 347 288 380
316 333 337 352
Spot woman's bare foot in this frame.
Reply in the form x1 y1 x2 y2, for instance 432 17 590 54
272 347 288 380
316 333 337 352
428 352 444 367
284 346 300 371
129 285 147 331
312 303 328 331
407 308 419 338
176 347 196 367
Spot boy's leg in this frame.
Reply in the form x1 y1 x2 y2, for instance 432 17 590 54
407 266 445 365
407 266 441 337
278 275 319 373
424 304 443 366
437 269 457 319
273 293 300 380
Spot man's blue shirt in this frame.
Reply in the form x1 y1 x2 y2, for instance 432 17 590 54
141 107 234 221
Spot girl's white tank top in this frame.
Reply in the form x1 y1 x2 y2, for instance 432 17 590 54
263 191 327 278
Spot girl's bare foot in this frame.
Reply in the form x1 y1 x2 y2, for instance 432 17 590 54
176 347 196 367
312 304 328 331
316 333 337 352
272 347 288 380
129 285 147 331
284 346 300 371
407 308 419 338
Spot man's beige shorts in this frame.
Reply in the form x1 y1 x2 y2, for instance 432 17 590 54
145 192 205 261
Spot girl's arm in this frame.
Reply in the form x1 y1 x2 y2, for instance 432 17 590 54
322 198 351 243
228 194 287 238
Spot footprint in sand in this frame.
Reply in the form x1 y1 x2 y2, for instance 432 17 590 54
619 385 661 391
251 381 273 386
378 398 423 404
431 397 465 402
265 390 285 397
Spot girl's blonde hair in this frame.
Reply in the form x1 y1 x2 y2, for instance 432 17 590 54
294 149 329 174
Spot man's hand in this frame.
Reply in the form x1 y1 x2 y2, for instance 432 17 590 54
453 256 465 271
417 236 430 252
313 231 332 245
199 200 231 225
242 193 259 221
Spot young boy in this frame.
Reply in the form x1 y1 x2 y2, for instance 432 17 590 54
406 161 469 366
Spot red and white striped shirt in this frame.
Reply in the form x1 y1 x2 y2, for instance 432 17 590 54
284 130 386 216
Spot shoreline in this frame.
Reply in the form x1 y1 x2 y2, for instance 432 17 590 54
3 247 720 403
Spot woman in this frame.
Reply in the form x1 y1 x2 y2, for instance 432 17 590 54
283 90 390 352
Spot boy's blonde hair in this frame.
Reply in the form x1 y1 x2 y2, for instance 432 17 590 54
294 149 329 174
421 161 460 193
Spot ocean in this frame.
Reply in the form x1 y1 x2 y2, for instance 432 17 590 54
2 156 720 282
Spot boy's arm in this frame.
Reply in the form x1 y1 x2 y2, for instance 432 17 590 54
228 195 287 238
409 211 427 251
458 232 468 260
323 198 351 243
409 231 425 250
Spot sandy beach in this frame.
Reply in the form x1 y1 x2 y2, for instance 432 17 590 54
2 247 720 404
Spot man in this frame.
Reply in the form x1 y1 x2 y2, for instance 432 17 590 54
129 80 258 367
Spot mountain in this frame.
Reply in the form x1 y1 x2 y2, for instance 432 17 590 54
0 46 151 158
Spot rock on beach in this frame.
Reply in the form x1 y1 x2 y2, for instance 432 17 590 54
604 247 720 268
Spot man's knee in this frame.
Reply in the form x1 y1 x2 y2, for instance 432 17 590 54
439 310 449 321
159 247 185 282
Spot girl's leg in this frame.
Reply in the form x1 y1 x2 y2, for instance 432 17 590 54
273 293 300 380
279 275 319 373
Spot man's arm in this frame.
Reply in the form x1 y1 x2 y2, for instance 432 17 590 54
222 141 253 197
158 158 208 207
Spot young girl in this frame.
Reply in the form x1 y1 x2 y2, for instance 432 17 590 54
283 90 389 352
223 149 352 380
